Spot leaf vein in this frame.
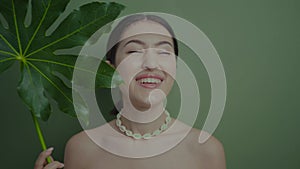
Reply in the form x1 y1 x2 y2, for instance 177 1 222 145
0 56 15 63
0 34 19 55
27 58 112 78
27 61 73 104
0 50 17 57
25 14 109 58
23 0 52 56
12 0 23 55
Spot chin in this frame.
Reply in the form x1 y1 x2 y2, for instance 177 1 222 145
130 95 163 110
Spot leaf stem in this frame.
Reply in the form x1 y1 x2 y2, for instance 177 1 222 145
31 111 52 163
12 0 23 55
24 63 51 163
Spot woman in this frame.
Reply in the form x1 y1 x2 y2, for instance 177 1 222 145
35 14 226 169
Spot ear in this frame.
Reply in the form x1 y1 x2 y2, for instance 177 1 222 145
105 60 115 68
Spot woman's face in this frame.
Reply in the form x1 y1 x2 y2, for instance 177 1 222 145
114 20 176 110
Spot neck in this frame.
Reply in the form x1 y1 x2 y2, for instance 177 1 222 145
119 99 167 135
121 97 165 123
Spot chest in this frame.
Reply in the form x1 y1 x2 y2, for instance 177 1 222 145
86 145 202 169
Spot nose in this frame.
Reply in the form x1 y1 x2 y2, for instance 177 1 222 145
142 48 159 70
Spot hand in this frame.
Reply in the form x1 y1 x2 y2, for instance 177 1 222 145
34 147 64 169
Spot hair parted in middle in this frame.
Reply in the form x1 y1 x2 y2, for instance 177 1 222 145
106 14 179 65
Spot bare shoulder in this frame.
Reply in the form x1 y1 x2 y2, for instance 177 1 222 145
65 131 96 150
186 128 226 169
64 131 97 169
193 129 224 154
66 130 90 144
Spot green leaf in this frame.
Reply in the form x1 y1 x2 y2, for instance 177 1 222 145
17 63 51 121
0 0 125 121
0 55 15 74
96 60 123 88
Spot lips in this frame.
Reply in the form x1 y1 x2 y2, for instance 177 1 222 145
135 74 164 89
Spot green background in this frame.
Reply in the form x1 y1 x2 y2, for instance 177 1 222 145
0 0 299 168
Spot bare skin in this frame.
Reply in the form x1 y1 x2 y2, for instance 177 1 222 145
63 119 226 169
36 119 225 169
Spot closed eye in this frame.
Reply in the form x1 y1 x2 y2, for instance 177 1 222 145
126 50 143 54
157 50 171 55
159 52 171 55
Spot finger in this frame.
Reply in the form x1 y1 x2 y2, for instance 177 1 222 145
44 161 64 169
49 156 54 162
43 156 55 165
34 147 54 169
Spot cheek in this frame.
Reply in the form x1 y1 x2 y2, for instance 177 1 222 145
164 76 175 94
160 56 177 79
115 55 143 85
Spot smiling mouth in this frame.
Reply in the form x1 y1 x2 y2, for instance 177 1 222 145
135 75 164 89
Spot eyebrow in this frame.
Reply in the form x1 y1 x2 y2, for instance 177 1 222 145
123 39 145 47
123 39 173 48
154 41 173 48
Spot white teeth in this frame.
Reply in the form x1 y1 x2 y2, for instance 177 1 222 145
139 78 161 84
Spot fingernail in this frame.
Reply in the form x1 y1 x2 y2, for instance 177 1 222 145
60 163 64 168
46 147 54 152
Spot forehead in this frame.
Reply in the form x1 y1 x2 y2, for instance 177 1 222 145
120 20 173 41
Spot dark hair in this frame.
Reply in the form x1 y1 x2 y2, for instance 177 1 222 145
106 14 178 115
106 14 178 65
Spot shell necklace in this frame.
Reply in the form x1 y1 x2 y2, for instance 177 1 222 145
116 110 171 139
